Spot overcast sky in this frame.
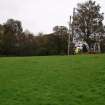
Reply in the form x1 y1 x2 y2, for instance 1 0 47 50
0 0 105 34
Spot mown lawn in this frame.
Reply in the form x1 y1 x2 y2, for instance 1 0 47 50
0 54 105 105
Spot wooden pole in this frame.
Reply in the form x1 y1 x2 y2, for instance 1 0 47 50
68 16 72 56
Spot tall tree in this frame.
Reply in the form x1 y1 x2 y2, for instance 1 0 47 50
0 24 4 54
53 26 69 54
73 0 104 45
2 19 23 55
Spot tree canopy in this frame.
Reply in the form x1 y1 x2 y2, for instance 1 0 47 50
73 0 104 44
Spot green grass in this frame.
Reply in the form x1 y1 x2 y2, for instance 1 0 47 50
0 54 105 105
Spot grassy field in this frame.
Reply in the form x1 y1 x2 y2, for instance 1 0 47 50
0 54 105 105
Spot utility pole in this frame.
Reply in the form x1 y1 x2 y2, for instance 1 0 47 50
68 8 76 56
68 16 72 56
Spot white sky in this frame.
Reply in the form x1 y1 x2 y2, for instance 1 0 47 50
0 0 105 34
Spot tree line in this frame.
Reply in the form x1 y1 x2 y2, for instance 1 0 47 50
0 0 105 56
0 20 69 56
